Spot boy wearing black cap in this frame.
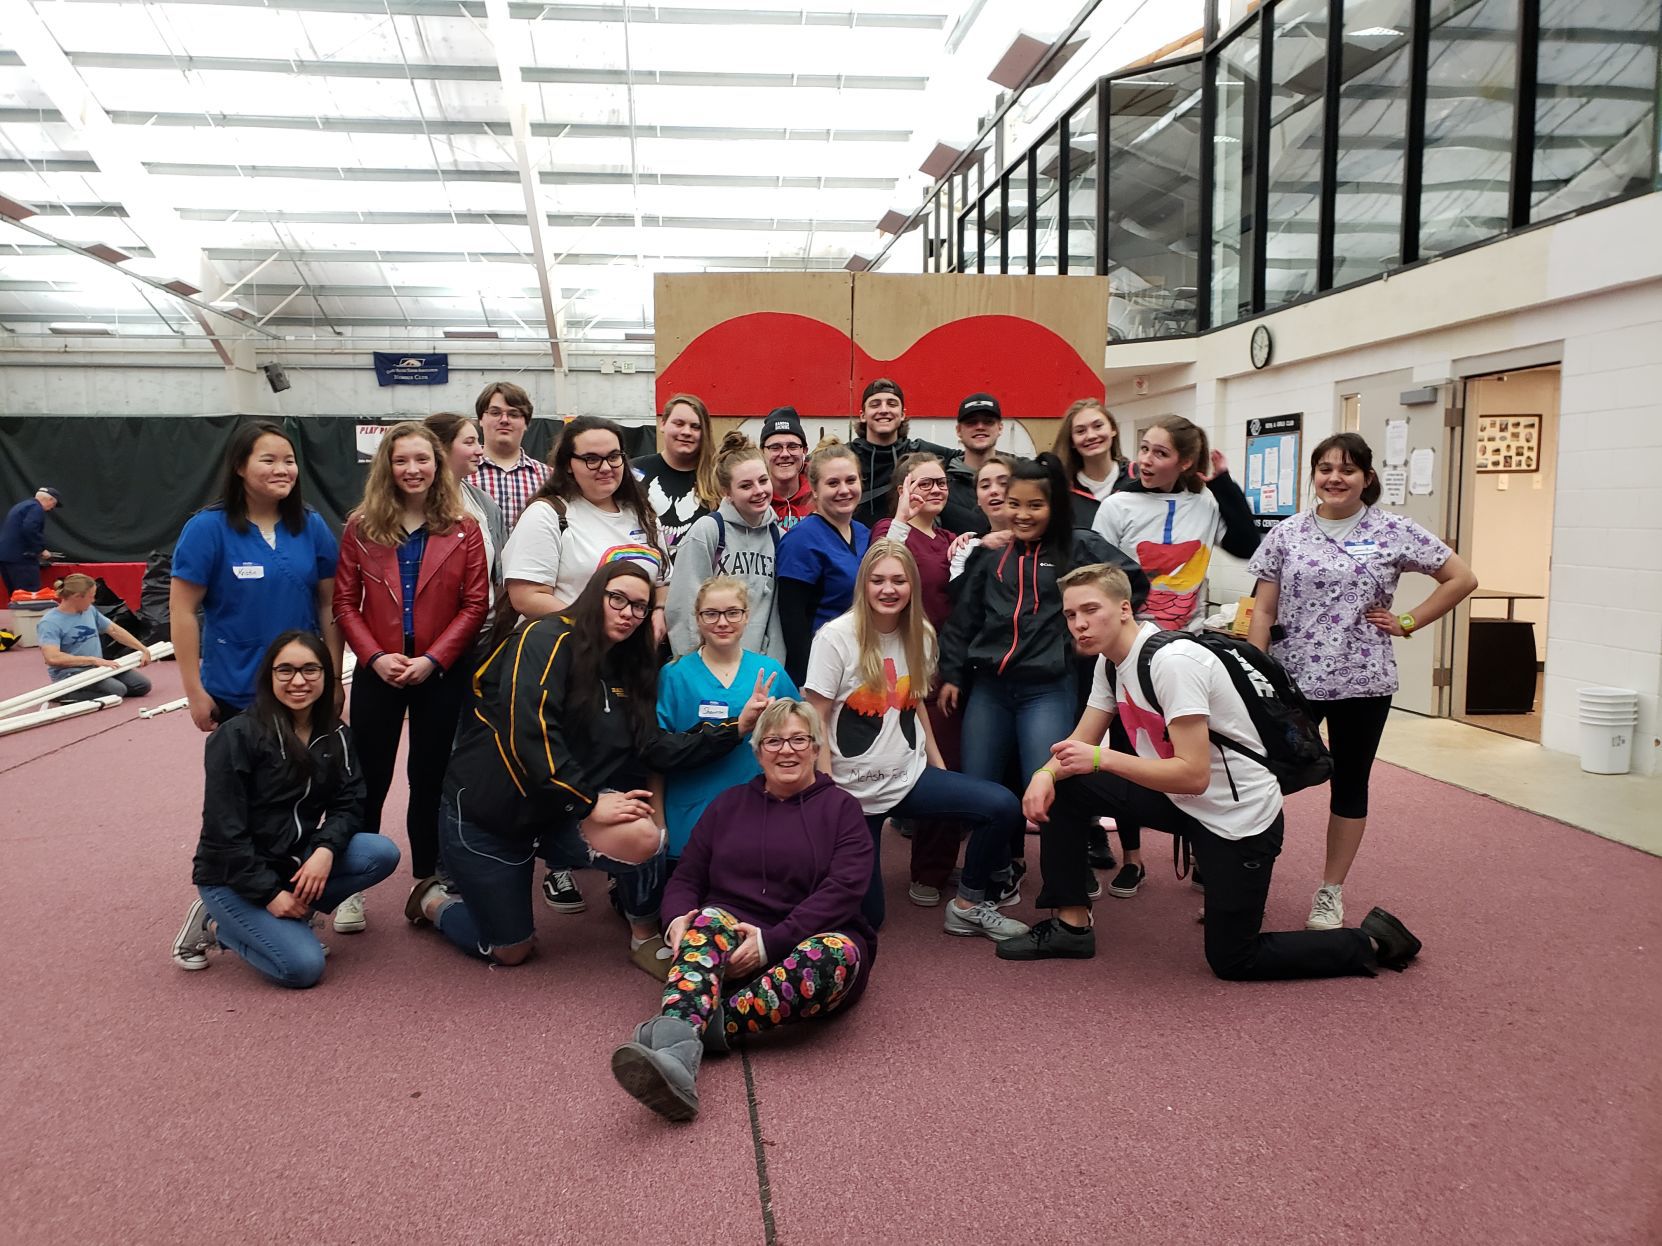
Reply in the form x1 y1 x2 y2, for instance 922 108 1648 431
759 407 814 531
945 393 1006 534
850 379 956 529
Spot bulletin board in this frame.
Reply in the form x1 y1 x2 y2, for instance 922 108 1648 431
1244 413 1302 532
1475 414 1540 473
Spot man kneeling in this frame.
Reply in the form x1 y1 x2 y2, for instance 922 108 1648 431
998 563 1420 978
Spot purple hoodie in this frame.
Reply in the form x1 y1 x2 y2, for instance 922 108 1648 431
663 771 877 1004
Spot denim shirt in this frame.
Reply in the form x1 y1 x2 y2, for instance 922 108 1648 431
396 527 429 641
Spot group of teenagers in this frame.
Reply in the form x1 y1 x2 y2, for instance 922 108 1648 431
164 375 1477 1122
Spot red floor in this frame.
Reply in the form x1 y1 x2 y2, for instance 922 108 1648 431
2 643 1659 1244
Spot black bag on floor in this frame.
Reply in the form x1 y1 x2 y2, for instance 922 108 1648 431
92 578 159 652
140 550 174 642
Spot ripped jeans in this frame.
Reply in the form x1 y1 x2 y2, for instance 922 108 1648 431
434 796 665 959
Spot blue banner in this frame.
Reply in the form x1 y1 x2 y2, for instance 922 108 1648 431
373 352 449 386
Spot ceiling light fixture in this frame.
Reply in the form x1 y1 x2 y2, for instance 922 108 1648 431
443 327 500 339
48 322 116 335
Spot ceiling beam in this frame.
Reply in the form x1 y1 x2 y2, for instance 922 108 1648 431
2 243 855 268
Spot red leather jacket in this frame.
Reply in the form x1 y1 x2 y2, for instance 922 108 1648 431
334 515 489 672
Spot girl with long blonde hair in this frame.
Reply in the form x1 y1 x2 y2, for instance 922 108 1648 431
801 540 1028 939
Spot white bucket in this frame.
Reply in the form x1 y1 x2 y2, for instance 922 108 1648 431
1577 686 1639 774
8 608 45 648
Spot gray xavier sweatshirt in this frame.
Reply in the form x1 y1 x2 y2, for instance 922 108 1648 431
666 498 785 663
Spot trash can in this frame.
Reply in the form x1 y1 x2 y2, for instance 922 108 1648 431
1577 687 1639 775
7 601 53 648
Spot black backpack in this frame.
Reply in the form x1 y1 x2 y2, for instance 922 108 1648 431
1131 631 1332 795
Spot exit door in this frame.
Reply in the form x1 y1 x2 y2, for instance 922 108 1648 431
1336 369 1462 716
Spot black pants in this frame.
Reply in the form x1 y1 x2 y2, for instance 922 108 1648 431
1101 715 1144 853
1038 771 1374 981
350 662 467 879
0 560 41 594
1307 695 1393 818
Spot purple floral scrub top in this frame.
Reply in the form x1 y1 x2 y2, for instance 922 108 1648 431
1246 507 1451 700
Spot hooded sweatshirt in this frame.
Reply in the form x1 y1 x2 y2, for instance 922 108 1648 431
663 770 877 1004
851 433 956 529
1090 472 1258 632
665 499 784 662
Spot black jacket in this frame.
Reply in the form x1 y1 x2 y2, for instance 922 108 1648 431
939 530 1150 687
851 434 956 529
944 454 992 536
444 615 743 838
191 714 364 906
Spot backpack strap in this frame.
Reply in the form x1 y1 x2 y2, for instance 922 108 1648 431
1142 630 1277 773
710 511 727 574
549 496 569 535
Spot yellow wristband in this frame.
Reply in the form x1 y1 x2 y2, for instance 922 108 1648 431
1033 766 1058 782
1093 745 1102 772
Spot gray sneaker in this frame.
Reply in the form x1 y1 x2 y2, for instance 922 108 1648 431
943 900 1031 942
1306 884 1344 931
171 899 216 970
611 1016 704 1121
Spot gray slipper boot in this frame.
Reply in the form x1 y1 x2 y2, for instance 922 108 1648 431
702 1002 731 1055
611 1016 703 1121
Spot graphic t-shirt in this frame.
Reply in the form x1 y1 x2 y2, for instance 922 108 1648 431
803 613 927 815
1093 489 1226 632
501 496 671 608
36 605 111 680
1087 622 1281 840
633 455 710 551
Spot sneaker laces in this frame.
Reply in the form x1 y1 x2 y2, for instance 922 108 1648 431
1312 887 1340 918
551 869 575 891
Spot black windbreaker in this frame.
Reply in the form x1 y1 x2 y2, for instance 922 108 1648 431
851 434 956 529
191 714 364 906
939 530 1150 687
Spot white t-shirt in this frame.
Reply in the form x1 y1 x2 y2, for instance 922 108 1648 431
501 496 671 607
1087 623 1282 840
1078 464 1120 500
1313 508 1366 543
803 613 928 816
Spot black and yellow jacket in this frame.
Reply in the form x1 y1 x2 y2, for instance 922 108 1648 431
443 615 741 838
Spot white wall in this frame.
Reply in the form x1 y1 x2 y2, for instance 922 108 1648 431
1103 193 1662 774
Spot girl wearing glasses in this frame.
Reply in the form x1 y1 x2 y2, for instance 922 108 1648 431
657 576 799 863
776 438 871 684
503 415 671 642
170 631 401 986
333 423 488 922
665 433 785 662
803 540 1029 939
414 562 774 977
610 699 874 1122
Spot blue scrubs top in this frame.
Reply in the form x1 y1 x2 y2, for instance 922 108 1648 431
172 506 340 707
776 514 871 629
656 649 799 857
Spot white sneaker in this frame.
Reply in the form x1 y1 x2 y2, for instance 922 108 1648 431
333 891 367 933
1306 884 1344 931
944 900 1031 942
172 899 216 970
908 882 942 907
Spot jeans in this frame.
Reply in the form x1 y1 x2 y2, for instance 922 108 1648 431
350 661 467 879
197 833 401 989
1037 771 1374 981
435 796 665 959
959 673 1077 858
55 670 151 702
862 765 1022 929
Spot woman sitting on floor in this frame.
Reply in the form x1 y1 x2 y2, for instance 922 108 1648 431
170 631 401 987
611 699 875 1122
409 561 774 977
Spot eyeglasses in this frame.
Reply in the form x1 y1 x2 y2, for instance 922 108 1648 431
483 406 523 420
274 663 325 682
911 478 949 493
760 734 815 753
766 443 805 455
572 450 626 470
697 607 748 624
603 589 650 619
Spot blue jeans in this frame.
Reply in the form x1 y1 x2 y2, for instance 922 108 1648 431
435 798 664 959
862 766 1022 929
198 833 401 989
959 673 1078 856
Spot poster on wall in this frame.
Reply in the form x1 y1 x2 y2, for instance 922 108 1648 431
355 423 391 464
1244 413 1302 532
372 352 449 386
1474 413 1540 473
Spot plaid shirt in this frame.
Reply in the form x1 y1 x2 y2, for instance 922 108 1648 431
475 450 549 531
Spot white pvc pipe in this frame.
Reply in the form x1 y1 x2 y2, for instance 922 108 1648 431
139 696 189 719
0 641 174 720
0 694 122 737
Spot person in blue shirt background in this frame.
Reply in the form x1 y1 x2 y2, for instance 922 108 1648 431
0 486 64 596
775 439 870 684
170 421 342 732
657 575 799 862
37 571 153 701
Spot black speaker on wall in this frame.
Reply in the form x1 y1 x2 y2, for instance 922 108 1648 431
261 363 291 393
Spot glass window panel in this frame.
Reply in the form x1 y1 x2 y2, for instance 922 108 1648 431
1420 0 1517 258
960 203 981 273
1264 0 1329 307
943 176 957 271
1006 159 1032 275
1533 0 1662 219
979 189 999 273
1106 61 1204 339
1035 130 1062 275
1211 19 1261 326
1065 96 1100 274
1333 1 1413 285
930 192 944 272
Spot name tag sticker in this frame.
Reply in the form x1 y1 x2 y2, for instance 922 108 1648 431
1344 540 1381 562
697 699 727 721
232 563 266 580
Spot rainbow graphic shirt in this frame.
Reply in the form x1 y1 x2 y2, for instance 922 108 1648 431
1093 488 1227 633
802 614 927 815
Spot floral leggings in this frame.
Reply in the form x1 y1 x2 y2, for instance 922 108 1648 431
661 907 860 1043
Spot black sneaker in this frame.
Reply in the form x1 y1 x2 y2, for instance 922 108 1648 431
996 917 1096 961
1107 863 1144 899
542 868 586 913
1360 906 1421 971
1086 872 1103 900
1087 823 1115 871
992 859 1028 910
